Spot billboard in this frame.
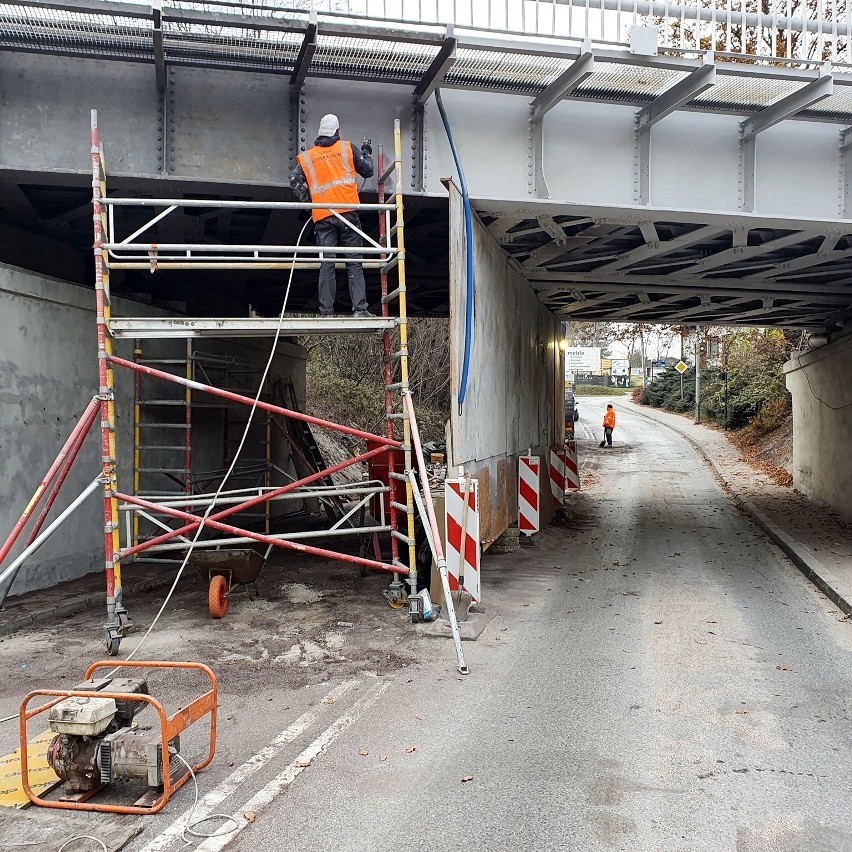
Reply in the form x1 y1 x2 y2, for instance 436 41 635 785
564 347 601 374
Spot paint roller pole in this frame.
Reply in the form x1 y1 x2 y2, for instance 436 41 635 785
402 392 469 675
407 470 469 676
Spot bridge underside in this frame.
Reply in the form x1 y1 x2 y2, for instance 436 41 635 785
477 200 852 328
3 171 850 328
4 0 852 328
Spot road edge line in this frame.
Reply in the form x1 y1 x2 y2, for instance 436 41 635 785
137 678 361 852
195 679 392 852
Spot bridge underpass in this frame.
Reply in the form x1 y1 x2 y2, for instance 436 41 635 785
2 0 852 592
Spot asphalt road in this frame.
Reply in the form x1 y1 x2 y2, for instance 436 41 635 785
3 400 851 851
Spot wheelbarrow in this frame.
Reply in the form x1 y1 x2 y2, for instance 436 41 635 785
189 547 270 619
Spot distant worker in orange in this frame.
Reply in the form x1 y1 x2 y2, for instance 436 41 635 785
290 113 375 318
599 404 616 448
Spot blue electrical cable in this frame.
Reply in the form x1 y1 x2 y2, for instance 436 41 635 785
435 89 474 414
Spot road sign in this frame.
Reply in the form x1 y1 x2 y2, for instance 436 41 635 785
675 361 688 374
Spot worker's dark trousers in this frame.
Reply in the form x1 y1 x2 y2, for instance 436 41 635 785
314 212 369 315
604 426 613 446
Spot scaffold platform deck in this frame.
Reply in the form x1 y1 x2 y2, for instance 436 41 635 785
109 317 397 338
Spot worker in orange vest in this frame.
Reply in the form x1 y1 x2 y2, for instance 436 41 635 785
599 404 616 448
291 114 375 317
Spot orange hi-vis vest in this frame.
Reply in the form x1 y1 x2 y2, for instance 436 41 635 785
603 409 616 429
297 140 360 222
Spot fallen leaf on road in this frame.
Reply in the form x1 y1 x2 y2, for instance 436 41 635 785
379 754 388 763
461 776 474 783
776 665 793 672
406 746 417 754
243 811 256 823
654 620 663 625
707 631 716 635
358 749 369 756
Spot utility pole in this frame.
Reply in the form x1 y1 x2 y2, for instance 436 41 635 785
694 326 701 424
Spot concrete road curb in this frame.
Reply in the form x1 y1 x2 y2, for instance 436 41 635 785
0 573 191 639
620 402 852 619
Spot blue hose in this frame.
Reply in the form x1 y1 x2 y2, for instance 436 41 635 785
435 90 474 414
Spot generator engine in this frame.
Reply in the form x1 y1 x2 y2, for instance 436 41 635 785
45 676 179 794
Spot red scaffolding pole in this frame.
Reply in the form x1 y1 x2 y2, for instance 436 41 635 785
108 354 400 448
116 492 405 574
120 443 393 558
0 396 99 568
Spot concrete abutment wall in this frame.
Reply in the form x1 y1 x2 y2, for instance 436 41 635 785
0 264 306 598
784 332 852 521
447 182 563 545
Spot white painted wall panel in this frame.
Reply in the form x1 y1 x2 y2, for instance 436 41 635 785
650 111 741 211
756 121 840 220
542 100 636 206
425 90 533 200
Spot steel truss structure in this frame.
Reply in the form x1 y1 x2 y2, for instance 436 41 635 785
0 114 422 655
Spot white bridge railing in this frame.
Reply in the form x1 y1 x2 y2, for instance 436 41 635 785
179 0 852 65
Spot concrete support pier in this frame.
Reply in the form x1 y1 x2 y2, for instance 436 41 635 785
784 332 852 520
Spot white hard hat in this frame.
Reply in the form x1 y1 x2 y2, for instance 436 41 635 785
318 114 340 136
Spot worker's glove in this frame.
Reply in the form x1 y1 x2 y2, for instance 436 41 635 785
361 142 373 156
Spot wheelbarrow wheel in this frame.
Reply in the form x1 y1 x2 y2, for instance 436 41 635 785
208 574 229 619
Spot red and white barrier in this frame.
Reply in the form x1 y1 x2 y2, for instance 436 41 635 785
518 455 540 535
565 442 580 491
549 448 567 506
445 477 481 603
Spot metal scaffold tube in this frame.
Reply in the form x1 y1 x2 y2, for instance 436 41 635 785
394 120 419 603
91 110 128 656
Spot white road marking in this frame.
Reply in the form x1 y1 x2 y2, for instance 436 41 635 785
195 679 392 852
137 679 360 852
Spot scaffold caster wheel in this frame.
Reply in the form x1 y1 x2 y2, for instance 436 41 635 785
208 574 229 619
383 583 407 610
104 630 121 656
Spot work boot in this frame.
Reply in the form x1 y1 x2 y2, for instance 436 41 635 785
599 441 606 448
353 309 376 318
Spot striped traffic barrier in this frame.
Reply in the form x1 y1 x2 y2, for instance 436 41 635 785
565 441 580 491
445 477 481 603
518 455 540 535
549 447 567 506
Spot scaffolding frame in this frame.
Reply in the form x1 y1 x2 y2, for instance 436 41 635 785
85 111 415 653
0 112 418 653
